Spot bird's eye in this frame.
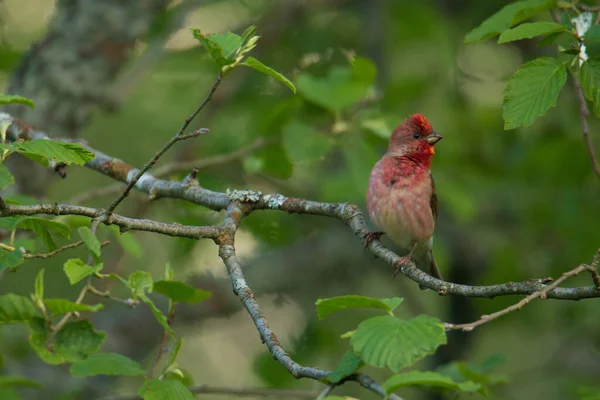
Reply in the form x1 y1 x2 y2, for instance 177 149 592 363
412 132 421 139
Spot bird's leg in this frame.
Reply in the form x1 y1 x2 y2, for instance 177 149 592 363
364 231 384 250
394 243 417 277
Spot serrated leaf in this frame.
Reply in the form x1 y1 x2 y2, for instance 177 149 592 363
13 140 94 165
242 57 296 93
498 22 567 43
282 120 332 163
129 271 153 298
139 379 195 400
0 94 34 108
77 226 101 260
44 299 103 314
70 353 145 377
351 315 446 372
327 350 364 383
584 25 600 58
63 259 102 285
316 295 403 320
0 164 14 189
0 294 39 323
153 280 212 304
297 57 376 113
580 58 600 116
464 0 557 44
0 249 24 271
191 29 241 67
383 371 481 395
141 295 175 336
53 320 105 362
0 375 42 389
503 57 567 129
34 269 44 301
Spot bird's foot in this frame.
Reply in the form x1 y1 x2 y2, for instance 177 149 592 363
394 255 412 277
364 231 384 250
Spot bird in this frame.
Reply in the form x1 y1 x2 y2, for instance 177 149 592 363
365 113 443 287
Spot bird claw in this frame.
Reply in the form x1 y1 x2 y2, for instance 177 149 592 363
364 231 384 250
394 255 412 277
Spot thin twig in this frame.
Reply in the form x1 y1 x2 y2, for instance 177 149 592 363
0 240 109 259
589 249 600 288
149 309 175 378
573 78 600 179
316 384 336 399
444 259 600 332
105 74 223 214
87 285 137 308
105 385 318 400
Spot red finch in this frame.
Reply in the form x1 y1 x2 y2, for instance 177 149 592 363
365 114 443 286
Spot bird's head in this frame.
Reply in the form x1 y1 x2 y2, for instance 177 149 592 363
387 114 442 158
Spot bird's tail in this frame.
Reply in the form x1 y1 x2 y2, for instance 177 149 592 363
417 249 443 290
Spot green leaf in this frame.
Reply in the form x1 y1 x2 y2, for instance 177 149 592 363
0 94 34 108
139 379 195 400
70 353 145 377
351 315 446 372
13 140 94 165
44 299 103 314
0 294 39 323
77 226 101 260
0 164 14 189
498 22 567 43
0 375 42 389
580 58 600 117
383 371 481 395
464 0 557 43
316 295 403 320
16 217 71 251
0 249 24 271
53 320 105 362
191 29 242 67
584 25 600 58
327 350 364 383
167 337 183 367
297 57 376 113
153 280 212 304
141 295 175 336
578 385 600 400
34 269 44 301
503 57 567 129
282 120 333 163
129 271 154 299
63 259 102 284
242 57 296 93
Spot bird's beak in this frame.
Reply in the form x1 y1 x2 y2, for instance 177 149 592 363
426 132 443 145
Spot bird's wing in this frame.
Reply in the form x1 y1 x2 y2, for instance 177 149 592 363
429 173 438 221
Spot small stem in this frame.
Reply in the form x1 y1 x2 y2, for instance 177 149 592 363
52 280 92 333
149 308 175 378
573 78 600 179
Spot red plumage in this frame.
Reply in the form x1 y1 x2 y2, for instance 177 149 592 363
366 114 443 286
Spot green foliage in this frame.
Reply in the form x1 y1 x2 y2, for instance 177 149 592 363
436 355 509 396
0 375 42 389
11 217 71 251
498 21 567 43
0 249 24 271
128 271 154 299
106 225 143 259
0 94 34 108
70 353 145 377
141 296 175 336
0 139 94 166
503 57 567 129
296 57 376 114
464 0 557 43
63 259 102 284
578 386 600 400
351 315 447 372
315 295 403 319
0 164 14 189
153 280 212 304
584 25 600 58
139 379 195 400
580 58 600 116
242 57 296 93
382 371 481 395
77 226 102 261
327 350 364 383
44 299 103 314
0 294 40 323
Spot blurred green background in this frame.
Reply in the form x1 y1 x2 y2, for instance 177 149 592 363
0 0 599 399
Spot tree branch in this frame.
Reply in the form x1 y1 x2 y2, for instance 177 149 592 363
444 258 600 331
0 239 109 259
